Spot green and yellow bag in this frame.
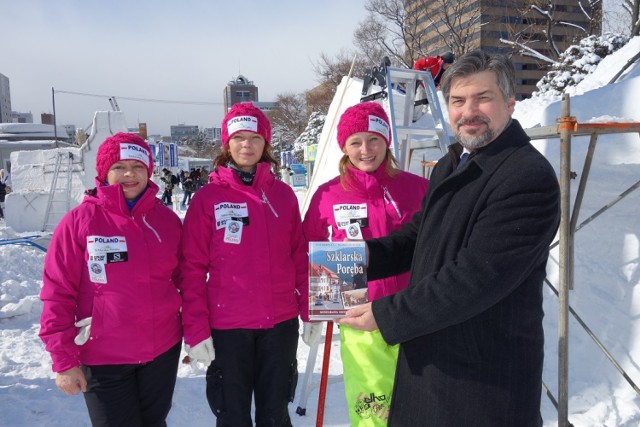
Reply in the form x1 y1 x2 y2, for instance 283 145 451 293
340 324 399 426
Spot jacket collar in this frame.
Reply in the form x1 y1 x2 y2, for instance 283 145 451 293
447 119 529 175
86 178 161 216
344 164 392 193
212 162 274 190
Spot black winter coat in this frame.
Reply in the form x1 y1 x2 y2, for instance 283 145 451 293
368 119 560 427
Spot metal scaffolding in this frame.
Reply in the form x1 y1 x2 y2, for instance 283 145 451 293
525 93 640 427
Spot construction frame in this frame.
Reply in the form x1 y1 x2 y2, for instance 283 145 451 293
526 93 640 427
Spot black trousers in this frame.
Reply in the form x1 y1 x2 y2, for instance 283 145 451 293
82 341 181 427
207 317 299 427
181 191 193 205
161 189 173 205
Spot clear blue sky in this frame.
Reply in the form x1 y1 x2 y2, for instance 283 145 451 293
2 0 368 135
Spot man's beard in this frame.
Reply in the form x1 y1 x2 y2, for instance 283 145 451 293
454 116 495 150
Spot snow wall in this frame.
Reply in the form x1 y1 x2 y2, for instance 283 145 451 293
5 111 129 232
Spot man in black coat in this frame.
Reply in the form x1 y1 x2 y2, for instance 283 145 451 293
339 50 561 426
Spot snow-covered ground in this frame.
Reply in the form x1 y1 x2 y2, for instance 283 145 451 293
1 38 640 425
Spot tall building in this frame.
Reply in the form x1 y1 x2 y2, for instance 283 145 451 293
11 111 33 123
406 0 601 99
222 74 276 117
223 75 259 112
0 73 11 123
170 124 199 143
203 127 222 142
41 113 55 125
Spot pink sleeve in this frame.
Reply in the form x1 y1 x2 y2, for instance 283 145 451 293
302 191 331 243
39 212 85 372
290 201 310 322
301 191 336 321
179 193 214 346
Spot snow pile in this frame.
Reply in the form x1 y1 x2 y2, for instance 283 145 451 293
0 231 45 320
534 33 629 98
515 36 640 130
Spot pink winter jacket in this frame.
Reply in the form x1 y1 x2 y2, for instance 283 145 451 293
303 165 428 301
179 163 308 347
40 179 183 373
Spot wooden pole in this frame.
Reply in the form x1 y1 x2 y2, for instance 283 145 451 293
52 87 58 142
316 321 334 427
557 93 573 427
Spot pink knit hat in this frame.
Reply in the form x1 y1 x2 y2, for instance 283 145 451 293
96 132 154 181
336 102 391 150
221 102 271 146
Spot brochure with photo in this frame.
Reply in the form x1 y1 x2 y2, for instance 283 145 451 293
308 241 368 321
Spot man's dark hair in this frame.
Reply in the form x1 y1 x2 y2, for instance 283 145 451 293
441 50 515 102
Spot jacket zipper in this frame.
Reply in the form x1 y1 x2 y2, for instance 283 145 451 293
142 214 162 242
261 190 279 218
382 186 402 219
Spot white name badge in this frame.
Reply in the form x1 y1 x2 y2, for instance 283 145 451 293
87 235 129 263
368 115 390 139
227 115 258 134
87 236 127 254
214 202 249 230
333 203 368 229
223 220 243 244
119 143 150 167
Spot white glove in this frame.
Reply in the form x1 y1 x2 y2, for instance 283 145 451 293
302 322 323 346
185 337 215 367
74 317 92 346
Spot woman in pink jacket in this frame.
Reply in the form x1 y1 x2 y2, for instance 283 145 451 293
302 102 428 426
39 133 183 426
180 103 307 427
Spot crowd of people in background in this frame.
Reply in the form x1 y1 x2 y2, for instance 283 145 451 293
159 166 210 209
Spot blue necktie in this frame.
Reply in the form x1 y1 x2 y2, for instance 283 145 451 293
457 152 469 169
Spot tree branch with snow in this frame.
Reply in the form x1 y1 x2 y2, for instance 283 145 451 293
499 38 556 64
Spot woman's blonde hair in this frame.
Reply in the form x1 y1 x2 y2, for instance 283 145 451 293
338 148 399 190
